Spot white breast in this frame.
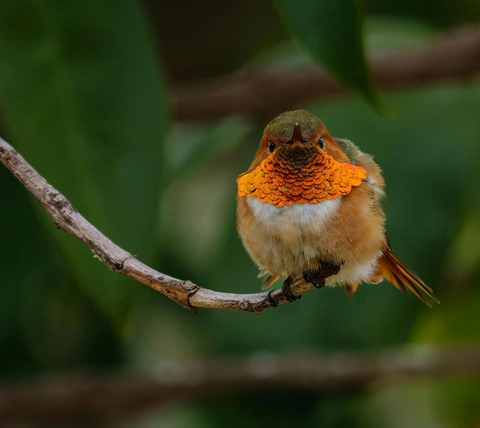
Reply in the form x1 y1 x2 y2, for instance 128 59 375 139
247 197 341 232
246 197 341 276
243 196 381 286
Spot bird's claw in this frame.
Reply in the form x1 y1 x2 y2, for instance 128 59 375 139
267 290 278 307
303 260 342 288
282 277 301 302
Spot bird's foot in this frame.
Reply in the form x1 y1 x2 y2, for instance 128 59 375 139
303 260 342 289
266 290 278 307
281 276 301 302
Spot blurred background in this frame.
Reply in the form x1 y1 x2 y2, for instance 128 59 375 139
0 0 480 426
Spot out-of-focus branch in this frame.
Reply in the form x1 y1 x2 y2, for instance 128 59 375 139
0 344 479 425
172 25 480 122
0 137 318 313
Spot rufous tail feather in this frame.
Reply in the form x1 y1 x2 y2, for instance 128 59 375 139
378 248 440 307
343 283 360 298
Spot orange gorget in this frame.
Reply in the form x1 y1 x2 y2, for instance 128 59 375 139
237 151 367 208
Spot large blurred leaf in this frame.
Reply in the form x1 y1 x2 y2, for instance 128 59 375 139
159 118 252 272
274 0 384 112
0 0 169 323
0 167 44 373
0 168 121 375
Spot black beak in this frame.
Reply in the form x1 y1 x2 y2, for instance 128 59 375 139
291 123 302 143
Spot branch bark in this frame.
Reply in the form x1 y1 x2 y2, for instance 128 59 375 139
172 25 480 122
0 136 317 312
0 344 479 425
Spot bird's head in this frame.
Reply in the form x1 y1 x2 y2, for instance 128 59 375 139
248 110 352 172
237 110 366 207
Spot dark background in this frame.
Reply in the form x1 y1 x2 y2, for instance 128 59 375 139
0 0 480 426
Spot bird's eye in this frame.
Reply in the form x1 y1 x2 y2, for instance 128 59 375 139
318 137 324 149
268 141 275 153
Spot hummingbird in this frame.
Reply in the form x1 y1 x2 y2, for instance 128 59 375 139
236 110 439 306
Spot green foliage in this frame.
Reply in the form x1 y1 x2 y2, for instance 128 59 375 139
0 1 479 427
0 0 169 323
274 0 384 112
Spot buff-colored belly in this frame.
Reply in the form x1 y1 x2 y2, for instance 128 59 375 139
240 196 382 286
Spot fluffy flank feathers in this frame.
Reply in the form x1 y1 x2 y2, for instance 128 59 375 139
261 274 279 289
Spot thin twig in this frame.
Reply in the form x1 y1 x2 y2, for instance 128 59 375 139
0 136 317 312
0 344 479 424
172 25 480 122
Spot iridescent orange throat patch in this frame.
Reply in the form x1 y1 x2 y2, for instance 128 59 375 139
237 149 367 208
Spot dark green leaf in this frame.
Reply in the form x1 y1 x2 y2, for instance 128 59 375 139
0 0 169 323
274 0 385 112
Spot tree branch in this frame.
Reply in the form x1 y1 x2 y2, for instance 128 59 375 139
0 136 319 312
0 344 479 424
172 25 480 122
